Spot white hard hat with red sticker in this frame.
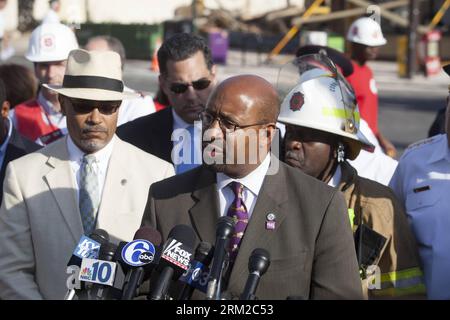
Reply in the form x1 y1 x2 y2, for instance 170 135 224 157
26 23 79 62
277 53 374 160
346 17 387 47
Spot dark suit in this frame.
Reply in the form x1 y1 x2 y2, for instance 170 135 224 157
142 159 363 299
0 128 41 204
117 107 173 163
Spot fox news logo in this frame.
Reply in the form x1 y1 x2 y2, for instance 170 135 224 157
162 240 192 269
74 236 100 259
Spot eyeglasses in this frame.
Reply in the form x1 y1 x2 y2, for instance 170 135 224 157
200 111 269 132
68 98 121 115
169 78 212 94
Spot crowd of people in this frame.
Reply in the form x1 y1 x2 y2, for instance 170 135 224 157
0 13 448 300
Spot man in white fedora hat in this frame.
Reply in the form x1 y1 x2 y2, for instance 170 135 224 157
0 49 175 299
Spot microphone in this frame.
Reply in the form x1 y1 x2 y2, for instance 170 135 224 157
120 226 162 300
148 224 196 300
86 242 121 300
240 248 271 300
206 216 235 300
178 242 214 300
64 229 109 300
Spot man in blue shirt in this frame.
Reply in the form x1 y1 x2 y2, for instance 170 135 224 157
389 64 450 299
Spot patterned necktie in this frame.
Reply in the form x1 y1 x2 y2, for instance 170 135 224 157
226 181 249 265
176 125 200 174
79 154 99 235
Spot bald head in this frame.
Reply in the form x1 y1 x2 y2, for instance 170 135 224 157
209 75 280 123
204 75 279 178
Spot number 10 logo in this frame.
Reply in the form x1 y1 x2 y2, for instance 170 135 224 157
79 258 117 286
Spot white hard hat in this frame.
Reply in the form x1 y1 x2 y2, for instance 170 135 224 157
346 17 386 47
26 23 79 62
278 56 374 160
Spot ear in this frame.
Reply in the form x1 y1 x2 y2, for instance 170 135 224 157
158 74 168 96
1 101 10 118
210 65 218 84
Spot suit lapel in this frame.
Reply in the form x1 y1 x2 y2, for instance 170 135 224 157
97 138 127 231
43 138 82 242
189 166 219 243
227 159 289 291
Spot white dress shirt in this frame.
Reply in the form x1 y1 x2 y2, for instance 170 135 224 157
116 86 155 126
67 134 115 203
348 118 397 186
216 154 271 219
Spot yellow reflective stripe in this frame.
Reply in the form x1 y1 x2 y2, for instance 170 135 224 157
380 267 423 283
371 283 426 297
322 108 361 122
348 208 355 229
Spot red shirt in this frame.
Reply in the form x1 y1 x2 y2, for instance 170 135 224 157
346 61 379 136
14 99 59 142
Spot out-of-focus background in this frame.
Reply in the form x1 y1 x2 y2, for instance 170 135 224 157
2 0 450 156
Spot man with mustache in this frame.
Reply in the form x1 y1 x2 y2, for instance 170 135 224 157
117 33 217 174
279 53 424 299
0 49 174 299
142 74 363 299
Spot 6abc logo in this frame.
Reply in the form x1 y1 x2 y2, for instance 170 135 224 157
121 239 156 267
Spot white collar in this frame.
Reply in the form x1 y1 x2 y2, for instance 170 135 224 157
67 134 116 165
216 153 272 196
327 165 342 188
172 108 191 130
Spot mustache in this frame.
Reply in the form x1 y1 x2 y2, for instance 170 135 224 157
284 151 301 162
82 125 108 134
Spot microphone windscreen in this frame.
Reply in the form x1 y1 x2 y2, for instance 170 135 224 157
90 229 109 245
167 224 196 248
133 226 163 246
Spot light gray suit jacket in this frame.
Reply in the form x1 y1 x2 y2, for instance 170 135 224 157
0 136 174 299
142 160 363 300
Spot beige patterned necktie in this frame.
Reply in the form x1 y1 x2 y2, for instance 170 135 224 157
79 154 99 235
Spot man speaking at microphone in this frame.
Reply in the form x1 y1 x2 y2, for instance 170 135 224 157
142 75 363 299
0 49 174 299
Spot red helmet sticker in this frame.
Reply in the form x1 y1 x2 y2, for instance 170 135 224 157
290 92 304 112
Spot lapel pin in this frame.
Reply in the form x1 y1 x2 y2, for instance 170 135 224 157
266 213 276 230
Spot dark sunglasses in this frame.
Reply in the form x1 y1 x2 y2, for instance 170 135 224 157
68 98 121 115
169 78 211 94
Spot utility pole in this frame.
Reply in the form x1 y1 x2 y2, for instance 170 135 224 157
407 0 420 78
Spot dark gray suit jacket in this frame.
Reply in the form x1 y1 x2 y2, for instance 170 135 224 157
117 107 173 164
0 128 41 204
142 160 363 300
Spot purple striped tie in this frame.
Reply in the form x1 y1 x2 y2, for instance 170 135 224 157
226 181 249 265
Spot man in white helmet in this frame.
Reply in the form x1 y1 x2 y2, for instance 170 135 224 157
346 17 397 159
279 53 425 299
12 23 78 145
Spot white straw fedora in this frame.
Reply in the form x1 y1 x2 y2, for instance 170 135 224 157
43 49 138 101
